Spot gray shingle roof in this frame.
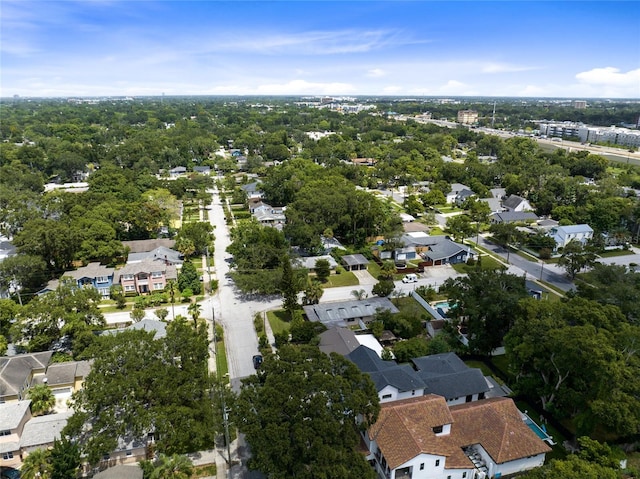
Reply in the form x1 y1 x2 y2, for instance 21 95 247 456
370 364 426 393
0 400 31 430
491 212 539 223
30 360 91 388
422 240 472 262
122 239 176 254
114 259 177 281
0 352 52 400
346 345 396 373
20 412 72 448
93 465 144 479
318 328 360 356
502 194 528 210
127 246 182 265
412 353 489 400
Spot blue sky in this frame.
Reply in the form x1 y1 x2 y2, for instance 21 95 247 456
1 1 639 98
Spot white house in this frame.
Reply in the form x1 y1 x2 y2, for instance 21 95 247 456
548 224 594 250
366 395 551 479
501 195 533 212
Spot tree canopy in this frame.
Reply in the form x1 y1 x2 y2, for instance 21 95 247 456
234 345 380 479
64 318 215 464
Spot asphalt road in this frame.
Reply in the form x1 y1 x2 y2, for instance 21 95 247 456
475 235 575 292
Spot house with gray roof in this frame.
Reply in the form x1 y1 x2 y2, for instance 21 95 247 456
346 345 397 373
240 181 263 200
393 232 475 266
341 254 370 271
20 411 72 453
294 255 338 271
122 239 176 254
37 262 115 298
114 259 177 295
318 327 361 356
412 352 492 405
446 183 473 204
93 465 144 479
127 246 183 266
0 352 52 403
548 224 594 251
30 360 91 411
502 194 533 212
346 346 426 403
0 401 31 468
304 298 398 329
490 211 540 224
193 165 211 175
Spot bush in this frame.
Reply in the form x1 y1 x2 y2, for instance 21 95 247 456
209 279 219 293
258 334 269 349
254 313 264 333
273 331 289 348
181 288 194 301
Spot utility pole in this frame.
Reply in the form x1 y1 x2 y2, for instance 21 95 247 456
206 246 232 475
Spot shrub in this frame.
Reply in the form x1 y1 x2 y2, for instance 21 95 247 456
254 313 264 333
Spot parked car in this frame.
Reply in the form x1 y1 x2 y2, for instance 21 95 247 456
252 354 263 369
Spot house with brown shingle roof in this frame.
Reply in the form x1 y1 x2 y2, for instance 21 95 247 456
365 395 550 479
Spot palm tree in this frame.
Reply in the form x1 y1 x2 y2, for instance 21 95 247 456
351 289 367 301
187 302 201 327
150 453 193 479
27 384 56 416
379 260 397 280
20 448 51 479
302 279 324 305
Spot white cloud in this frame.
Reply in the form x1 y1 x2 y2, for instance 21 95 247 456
576 67 640 86
216 29 402 55
573 67 640 98
367 68 386 78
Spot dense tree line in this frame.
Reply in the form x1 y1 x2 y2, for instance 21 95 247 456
64 318 216 465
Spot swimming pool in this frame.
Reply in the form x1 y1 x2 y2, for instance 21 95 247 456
524 416 554 444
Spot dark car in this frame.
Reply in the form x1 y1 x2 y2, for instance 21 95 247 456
252 354 263 369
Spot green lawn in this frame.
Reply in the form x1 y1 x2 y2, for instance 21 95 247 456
324 271 359 287
451 256 504 274
367 261 382 280
598 248 635 258
429 227 445 235
464 360 505 385
266 310 291 335
215 339 229 382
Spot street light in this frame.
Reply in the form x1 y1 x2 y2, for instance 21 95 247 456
539 260 544 281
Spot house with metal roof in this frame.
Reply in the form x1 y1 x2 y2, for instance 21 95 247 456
366 395 551 479
340 253 370 271
548 224 594 251
303 298 398 328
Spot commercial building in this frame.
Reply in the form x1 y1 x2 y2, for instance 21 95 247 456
457 110 478 125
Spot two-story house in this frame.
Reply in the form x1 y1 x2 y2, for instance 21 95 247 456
366 395 551 479
114 259 177 295
548 224 594 251
37 263 115 299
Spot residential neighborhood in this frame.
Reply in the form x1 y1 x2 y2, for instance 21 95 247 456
1 96 639 479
